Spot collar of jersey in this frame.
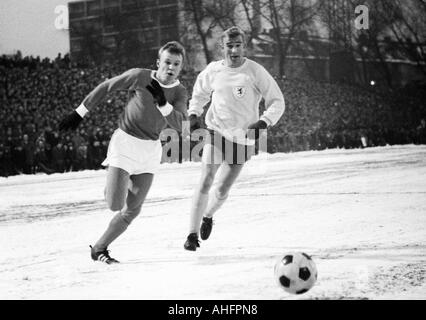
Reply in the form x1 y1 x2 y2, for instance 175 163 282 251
151 70 181 88
220 58 248 71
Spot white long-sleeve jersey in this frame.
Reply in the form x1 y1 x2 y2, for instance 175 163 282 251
188 58 285 145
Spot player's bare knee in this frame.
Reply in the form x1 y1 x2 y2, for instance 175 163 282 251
120 208 141 224
107 198 125 212
200 175 215 193
216 187 229 199
120 213 134 225
105 188 127 211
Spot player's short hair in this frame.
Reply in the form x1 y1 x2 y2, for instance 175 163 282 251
220 26 246 44
158 41 186 62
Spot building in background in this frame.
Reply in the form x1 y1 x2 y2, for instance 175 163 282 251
1 0 423 87
242 0 425 87
68 0 180 66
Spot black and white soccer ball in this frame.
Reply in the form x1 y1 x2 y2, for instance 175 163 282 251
274 252 318 295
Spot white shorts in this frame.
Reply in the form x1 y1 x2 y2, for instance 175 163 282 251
102 128 162 175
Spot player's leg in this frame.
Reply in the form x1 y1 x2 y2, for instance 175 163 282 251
184 143 221 251
199 162 244 240
205 162 244 218
105 166 130 211
120 173 154 225
200 138 251 240
91 171 154 263
189 159 221 233
91 166 130 262
96 171 154 247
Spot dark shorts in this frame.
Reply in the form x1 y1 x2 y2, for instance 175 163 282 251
205 129 255 165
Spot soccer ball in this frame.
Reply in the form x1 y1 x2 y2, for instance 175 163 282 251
274 252 318 295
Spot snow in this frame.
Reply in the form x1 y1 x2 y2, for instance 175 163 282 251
0 145 425 300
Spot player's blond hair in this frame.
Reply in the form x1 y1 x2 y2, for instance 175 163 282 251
158 41 186 62
220 26 246 45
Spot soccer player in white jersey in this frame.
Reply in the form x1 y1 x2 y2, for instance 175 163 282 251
183 26 285 250
59 41 188 263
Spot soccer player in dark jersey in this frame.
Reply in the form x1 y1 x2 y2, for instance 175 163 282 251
59 41 188 264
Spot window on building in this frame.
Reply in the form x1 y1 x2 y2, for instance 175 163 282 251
127 13 141 30
159 0 177 5
145 9 155 22
90 17 103 32
104 0 120 16
87 0 101 16
70 39 82 52
140 9 155 27
69 2 86 19
104 0 120 8
137 31 146 43
161 26 178 43
70 20 88 35
122 0 140 12
144 29 156 47
103 36 117 48
144 0 157 7
159 9 177 25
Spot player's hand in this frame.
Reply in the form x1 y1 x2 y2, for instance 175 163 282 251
189 114 201 133
247 120 267 140
59 111 83 131
146 79 167 107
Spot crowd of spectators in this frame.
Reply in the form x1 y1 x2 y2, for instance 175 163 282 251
0 52 125 177
267 78 426 153
1 52 425 177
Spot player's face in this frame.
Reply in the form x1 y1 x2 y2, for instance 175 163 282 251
156 51 183 85
222 35 245 68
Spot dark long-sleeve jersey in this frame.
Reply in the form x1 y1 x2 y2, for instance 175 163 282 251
80 68 188 140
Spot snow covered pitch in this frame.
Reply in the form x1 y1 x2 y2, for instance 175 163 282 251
1 145 425 299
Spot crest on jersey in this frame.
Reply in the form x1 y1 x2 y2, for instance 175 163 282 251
233 86 246 99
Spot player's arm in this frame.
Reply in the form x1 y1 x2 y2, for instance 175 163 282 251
187 66 214 132
164 86 188 133
145 79 188 132
59 69 140 131
256 67 285 127
247 67 285 140
254 67 286 126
